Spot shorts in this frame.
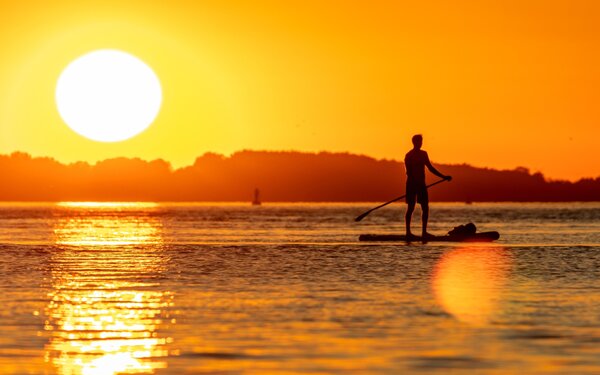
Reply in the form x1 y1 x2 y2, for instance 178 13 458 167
406 183 428 205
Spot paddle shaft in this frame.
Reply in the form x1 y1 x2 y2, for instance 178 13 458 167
354 179 447 222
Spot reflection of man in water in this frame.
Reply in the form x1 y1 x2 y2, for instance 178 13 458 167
405 134 452 239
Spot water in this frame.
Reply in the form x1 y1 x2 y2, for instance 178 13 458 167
1 202 600 374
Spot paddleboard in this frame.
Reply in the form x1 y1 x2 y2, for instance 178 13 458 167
359 231 500 242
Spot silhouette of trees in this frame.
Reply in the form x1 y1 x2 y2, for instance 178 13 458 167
0 151 598 201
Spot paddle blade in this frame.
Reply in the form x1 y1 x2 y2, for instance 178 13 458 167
354 211 371 222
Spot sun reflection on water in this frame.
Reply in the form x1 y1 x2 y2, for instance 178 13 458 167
45 203 174 375
56 202 159 209
432 246 511 326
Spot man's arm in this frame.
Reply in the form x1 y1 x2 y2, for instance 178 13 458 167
425 153 452 181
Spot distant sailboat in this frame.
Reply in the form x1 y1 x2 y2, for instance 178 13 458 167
252 188 261 206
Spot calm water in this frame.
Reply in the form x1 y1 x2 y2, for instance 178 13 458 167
1 202 600 374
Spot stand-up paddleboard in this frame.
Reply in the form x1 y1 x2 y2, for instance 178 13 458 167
359 231 500 242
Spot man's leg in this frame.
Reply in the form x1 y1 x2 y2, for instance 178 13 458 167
405 202 415 236
418 185 431 237
421 203 429 236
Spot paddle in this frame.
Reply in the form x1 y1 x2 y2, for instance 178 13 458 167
354 178 448 222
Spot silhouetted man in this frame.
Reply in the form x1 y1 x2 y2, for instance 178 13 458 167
405 134 451 239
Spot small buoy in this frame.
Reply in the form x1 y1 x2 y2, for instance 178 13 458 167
252 188 261 206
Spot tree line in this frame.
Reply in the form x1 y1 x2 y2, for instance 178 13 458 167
1 151 598 201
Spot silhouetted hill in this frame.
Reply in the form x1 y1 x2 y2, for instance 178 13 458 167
1 151 599 201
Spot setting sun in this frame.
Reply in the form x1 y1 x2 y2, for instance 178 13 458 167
55 49 162 142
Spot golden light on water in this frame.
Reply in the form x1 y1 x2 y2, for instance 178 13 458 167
56 202 159 209
45 203 174 375
54 218 161 247
432 246 511 326
54 202 161 246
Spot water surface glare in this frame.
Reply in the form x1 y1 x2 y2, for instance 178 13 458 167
0 202 599 374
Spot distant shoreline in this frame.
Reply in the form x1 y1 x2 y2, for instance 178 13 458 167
1 150 599 202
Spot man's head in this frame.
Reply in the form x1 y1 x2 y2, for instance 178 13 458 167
412 134 423 149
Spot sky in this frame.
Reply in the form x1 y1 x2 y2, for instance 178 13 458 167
0 0 599 181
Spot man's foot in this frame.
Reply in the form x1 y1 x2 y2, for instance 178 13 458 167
421 232 436 240
405 232 418 241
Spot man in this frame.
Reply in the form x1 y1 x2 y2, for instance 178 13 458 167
404 134 452 239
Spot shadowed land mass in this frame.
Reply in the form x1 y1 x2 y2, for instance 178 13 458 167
1 150 599 202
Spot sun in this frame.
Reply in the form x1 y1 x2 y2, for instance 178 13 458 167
55 50 162 142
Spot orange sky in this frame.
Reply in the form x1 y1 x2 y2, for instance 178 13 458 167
0 0 599 181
